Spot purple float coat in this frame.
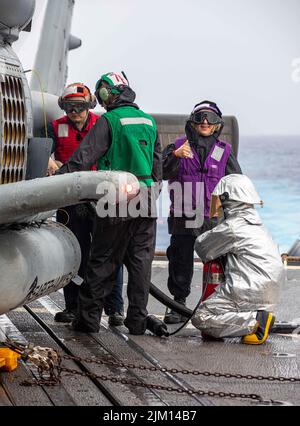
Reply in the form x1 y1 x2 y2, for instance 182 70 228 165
168 136 231 218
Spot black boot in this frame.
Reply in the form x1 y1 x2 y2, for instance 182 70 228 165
108 311 125 326
164 298 188 324
71 318 100 333
124 318 146 335
54 309 76 323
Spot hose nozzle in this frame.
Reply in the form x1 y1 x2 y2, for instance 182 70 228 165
146 315 169 337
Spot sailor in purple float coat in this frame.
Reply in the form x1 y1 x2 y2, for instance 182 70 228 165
162 101 242 324
169 136 232 218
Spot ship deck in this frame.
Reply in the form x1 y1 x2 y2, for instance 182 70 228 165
0 260 299 407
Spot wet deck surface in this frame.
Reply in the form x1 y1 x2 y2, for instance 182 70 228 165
0 261 299 406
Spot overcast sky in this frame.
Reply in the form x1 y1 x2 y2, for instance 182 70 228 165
15 0 300 136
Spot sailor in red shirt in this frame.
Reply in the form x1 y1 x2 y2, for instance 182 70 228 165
49 83 124 326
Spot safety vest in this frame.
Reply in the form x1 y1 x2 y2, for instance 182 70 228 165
98 106 157 187
169 136 231 218
52 112 99 164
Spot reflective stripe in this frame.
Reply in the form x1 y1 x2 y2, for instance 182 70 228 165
120 118 153 127
58 124 69 137
211 146 224 162
193 103 219 114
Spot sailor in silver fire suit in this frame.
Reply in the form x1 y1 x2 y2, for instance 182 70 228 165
192 174 284 345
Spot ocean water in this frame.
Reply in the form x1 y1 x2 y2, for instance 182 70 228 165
156 136 300 254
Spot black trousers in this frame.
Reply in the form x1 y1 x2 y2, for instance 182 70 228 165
166 234 197 300
76 217 157 333
57 205 124 314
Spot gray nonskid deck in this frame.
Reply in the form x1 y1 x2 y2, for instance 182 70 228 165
0 262 299 406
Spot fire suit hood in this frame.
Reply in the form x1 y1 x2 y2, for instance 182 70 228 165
240 207 263 225
222 201 263 225
213 174 263 205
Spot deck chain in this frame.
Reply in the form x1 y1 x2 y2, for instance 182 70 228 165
21 363 264 402
62 354 300 383
59 366 264 402
19 351 299 402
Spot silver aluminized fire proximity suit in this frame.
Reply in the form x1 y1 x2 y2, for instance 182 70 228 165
192 174 284 338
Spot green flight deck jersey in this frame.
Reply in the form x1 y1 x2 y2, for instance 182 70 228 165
98 106 157 187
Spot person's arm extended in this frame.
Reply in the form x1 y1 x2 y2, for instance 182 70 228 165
195 221 236 262
56 117 111 174
47 158 59 176
162 143 180 180
152 133 162 184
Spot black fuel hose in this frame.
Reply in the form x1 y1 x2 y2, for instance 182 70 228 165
271 322 300 334
149 282 193 317
149 282 300 335
149 282 200 337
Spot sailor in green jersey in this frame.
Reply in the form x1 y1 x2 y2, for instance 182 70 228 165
99 105 156 187
57 72 162 334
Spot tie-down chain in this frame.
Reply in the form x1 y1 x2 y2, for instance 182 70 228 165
5 341 299 403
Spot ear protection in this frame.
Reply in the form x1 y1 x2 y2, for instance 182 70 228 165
98 87 109 102
57 96 64 109
96 85 122 104
88 89 98 109
58 84 97 110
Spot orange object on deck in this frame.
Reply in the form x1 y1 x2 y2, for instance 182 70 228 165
0 348 20 372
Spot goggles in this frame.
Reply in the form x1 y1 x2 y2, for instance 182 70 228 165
191 110 222 125
62 102 90 113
